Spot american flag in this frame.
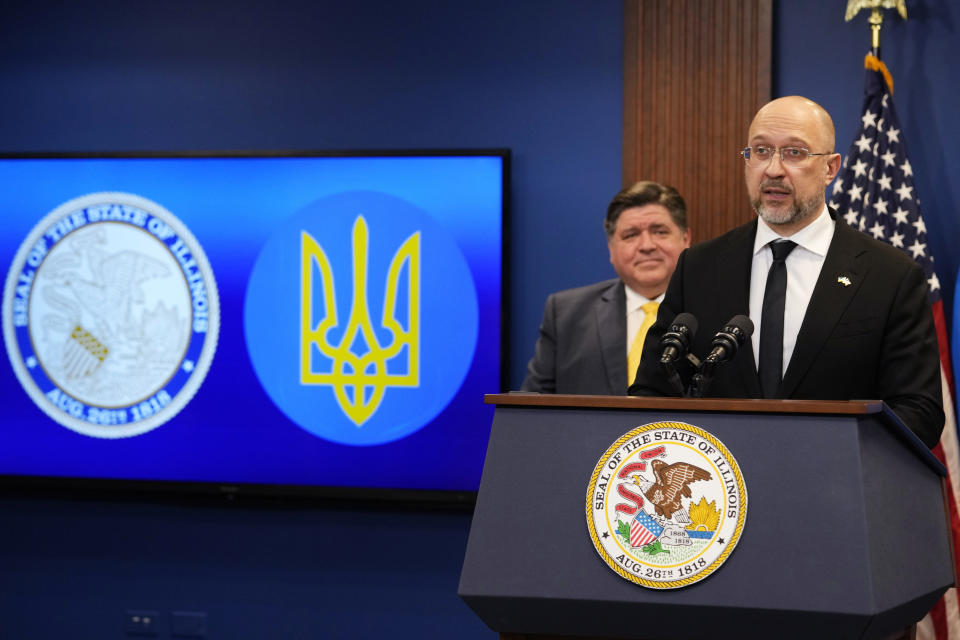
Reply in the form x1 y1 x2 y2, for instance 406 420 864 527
831 53 960 640
630 510 663 547
830 60 939 297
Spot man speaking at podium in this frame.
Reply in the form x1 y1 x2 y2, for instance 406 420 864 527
628 96 944 449
521 181 690 395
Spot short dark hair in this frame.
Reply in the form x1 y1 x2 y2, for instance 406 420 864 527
604 181 687 237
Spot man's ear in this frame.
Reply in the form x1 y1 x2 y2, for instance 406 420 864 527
825 152 842 186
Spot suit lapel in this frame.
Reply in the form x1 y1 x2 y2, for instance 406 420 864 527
780 220 868 397
721 221 764 397
597 281 627 393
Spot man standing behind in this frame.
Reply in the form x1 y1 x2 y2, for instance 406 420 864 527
629 96 943 448
521 181 690 395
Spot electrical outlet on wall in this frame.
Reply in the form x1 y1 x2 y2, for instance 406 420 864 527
124 610 160 636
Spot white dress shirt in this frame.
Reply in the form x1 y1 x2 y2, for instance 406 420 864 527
749 206 835 375
624 285 664 354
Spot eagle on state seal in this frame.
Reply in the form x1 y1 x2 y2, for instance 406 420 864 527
644 459 711 519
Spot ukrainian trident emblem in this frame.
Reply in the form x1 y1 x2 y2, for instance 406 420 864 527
299 215 420 425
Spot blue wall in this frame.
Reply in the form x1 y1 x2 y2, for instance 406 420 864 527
2 1 958 638
1 495 487 638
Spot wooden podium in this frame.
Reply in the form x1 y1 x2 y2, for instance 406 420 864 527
458 394 954 640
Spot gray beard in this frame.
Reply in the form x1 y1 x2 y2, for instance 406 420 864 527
752 193 822 227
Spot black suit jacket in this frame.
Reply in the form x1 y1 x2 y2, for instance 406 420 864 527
629 213 944 448
521 278 629 395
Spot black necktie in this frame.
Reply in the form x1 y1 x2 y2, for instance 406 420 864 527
759 240 797 398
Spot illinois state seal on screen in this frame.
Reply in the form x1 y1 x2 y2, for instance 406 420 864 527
2 192 219 438
586 421 747 588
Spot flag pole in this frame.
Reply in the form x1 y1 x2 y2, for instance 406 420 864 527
844 0 908 59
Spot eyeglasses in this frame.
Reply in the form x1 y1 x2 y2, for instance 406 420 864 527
740 145 833 167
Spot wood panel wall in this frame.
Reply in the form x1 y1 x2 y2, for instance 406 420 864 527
623 0 772 244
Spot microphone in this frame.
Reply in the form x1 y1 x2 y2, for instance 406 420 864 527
704 315 755 364
689 315 754 398
659 313 699 364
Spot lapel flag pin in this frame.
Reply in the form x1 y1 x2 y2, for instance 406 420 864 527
837 276 852 287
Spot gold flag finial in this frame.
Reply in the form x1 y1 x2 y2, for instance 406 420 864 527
845 0 907 22
845 0 907 56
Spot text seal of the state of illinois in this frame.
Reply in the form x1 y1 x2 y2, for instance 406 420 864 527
2 191 220 438
586 421 747 589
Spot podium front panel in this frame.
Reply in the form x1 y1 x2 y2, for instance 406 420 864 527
459 402 952 640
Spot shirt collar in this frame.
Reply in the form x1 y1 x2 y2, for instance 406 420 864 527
753 204 834 257
624 283 663 311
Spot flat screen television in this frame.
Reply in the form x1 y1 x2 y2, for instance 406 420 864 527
0 150 508 504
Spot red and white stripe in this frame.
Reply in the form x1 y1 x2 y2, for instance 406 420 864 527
918 301 960 640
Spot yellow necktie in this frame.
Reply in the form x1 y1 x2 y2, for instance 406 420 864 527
627 301 659 386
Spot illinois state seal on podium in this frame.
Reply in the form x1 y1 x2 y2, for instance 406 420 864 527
586 421 747 588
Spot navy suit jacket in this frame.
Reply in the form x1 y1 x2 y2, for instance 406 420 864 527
629 212 944 448
521 278 629 395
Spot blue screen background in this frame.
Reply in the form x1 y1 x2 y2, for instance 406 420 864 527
0 153 503 492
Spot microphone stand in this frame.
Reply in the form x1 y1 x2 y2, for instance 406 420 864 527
662 360 687 397
688 356 715 399
661 352 701 398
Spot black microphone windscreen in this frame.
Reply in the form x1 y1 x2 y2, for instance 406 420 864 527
725 314 754 338
673 312 698 336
